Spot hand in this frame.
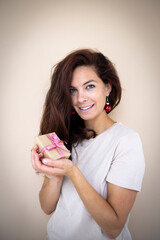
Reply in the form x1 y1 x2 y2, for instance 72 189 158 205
41 157 76 179
31 145 63 182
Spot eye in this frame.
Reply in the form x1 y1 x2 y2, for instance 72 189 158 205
86 84 95 89
69 88 77 94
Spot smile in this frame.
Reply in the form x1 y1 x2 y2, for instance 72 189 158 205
79 104 94 111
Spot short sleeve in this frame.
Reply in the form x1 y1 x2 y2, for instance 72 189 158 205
106 132 145 191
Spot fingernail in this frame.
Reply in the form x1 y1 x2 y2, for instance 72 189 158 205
42 159 48 164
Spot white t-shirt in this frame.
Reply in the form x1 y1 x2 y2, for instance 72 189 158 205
46 122 145 240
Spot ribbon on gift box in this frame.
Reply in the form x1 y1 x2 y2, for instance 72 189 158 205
41 133 69 158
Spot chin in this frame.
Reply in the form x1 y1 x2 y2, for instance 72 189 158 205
80 114 95 121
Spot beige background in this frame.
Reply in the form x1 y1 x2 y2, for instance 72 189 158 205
0 0 160 239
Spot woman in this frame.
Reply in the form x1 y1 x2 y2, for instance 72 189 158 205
31 49 145 240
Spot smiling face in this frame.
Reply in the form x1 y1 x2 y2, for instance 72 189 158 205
70 66 111 125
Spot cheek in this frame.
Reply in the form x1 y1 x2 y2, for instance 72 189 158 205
94 89 106 102
97 92 107 107
71 95 76 106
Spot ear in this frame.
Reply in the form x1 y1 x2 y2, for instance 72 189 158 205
105 83 112 96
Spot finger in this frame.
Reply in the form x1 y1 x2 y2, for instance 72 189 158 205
31 148 36 169
42 158 56 166
31 146 39 162
39 152 44 159
34 151 43 169
36 164 57 176
30 147 57 176
42 158 67 168
31 149 44 173
33 158 65 176
31 145 39 152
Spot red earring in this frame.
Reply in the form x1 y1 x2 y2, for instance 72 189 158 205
72 110 76 115
105 97 111 112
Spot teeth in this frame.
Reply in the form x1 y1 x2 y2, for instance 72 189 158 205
80 105 93 110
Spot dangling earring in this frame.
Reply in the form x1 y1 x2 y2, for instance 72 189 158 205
105 96 111 112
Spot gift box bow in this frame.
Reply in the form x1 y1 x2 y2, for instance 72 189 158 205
41 133 70 158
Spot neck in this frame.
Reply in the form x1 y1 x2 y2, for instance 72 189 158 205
84 111 116 135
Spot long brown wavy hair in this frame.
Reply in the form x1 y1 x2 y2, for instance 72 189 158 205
39 49 121 150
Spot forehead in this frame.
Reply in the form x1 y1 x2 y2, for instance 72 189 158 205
71 66 100 85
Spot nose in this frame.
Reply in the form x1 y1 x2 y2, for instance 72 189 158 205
77 90 87 103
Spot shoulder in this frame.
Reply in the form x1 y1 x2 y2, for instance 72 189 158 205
109 123 144 161
107 122 142 145
117 123 143 149
101 122 142 148
106 123 145 191
114 122 139 136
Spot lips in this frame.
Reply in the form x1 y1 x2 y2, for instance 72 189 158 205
79 104 94 112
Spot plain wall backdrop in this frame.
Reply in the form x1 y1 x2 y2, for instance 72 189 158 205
0 0 160 239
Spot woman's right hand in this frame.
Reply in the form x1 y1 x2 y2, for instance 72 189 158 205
31 145 63 183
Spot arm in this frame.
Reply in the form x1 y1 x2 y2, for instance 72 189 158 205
69 165 137 239
39 176 63 215
41 158 137 238
31 146 63 215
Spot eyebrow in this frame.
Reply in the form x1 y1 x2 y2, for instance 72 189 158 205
70 80 97 88
83 80 97 86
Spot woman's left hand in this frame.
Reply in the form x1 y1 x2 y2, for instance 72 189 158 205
41 158 76 179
